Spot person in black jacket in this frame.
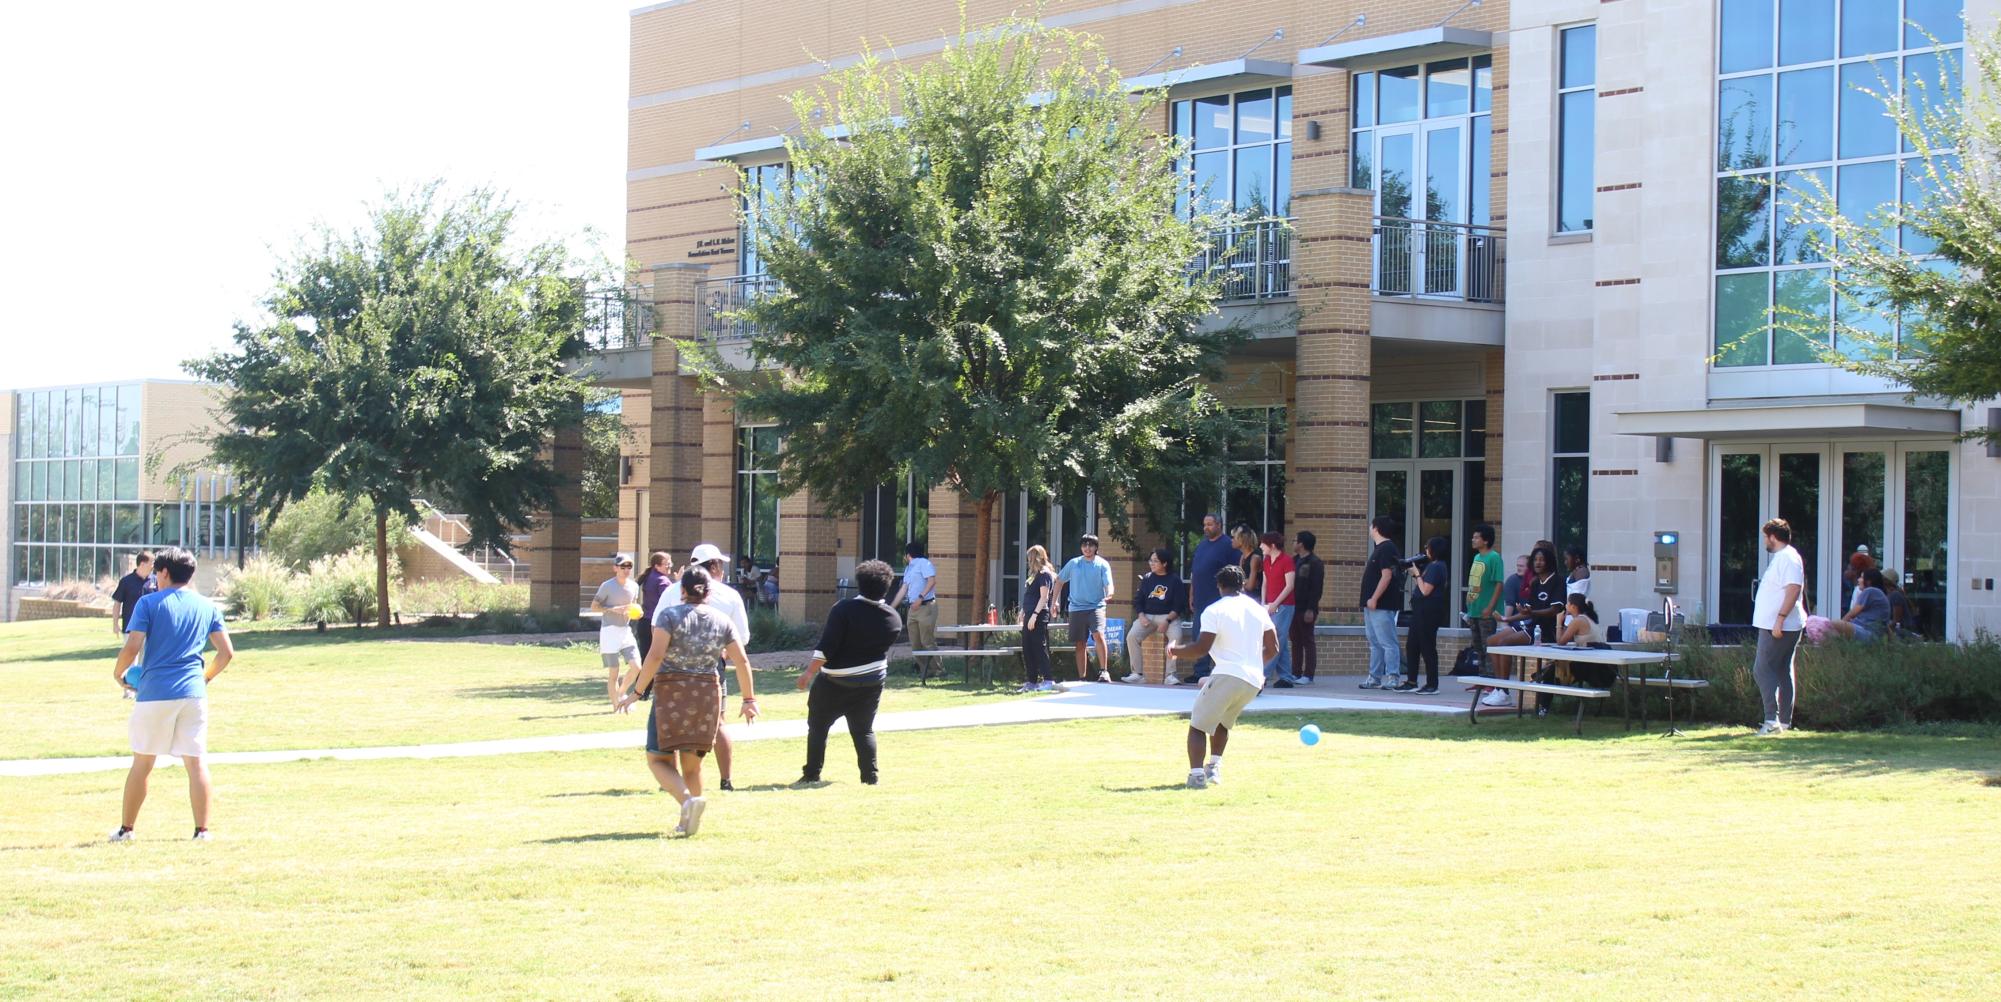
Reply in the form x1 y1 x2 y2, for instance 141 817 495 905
796 559 902 785
1123 547 1188 684
1398 537 1450 694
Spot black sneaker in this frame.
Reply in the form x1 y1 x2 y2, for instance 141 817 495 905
1275 679 1296 688
1391 682 1419 692
861 774 878 785
1414 685 1439 695
718 778 734 792
795 773 821 785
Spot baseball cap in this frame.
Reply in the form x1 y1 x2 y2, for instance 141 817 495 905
688 543 729 565
611 552 634 567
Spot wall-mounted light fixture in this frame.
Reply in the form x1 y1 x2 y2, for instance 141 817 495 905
621 456 634 486
1656 436 1674 464
1306 120 1322 140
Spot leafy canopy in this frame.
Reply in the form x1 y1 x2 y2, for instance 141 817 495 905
1773 29 2001 433
716 17 1250 546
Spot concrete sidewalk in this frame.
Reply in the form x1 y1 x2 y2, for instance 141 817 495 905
0 680 1457 778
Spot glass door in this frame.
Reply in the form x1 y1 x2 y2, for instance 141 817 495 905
1373 126 1418 296
1715 448 1765 625
1368 463 1461 620
1421 120 1469 296
1836 448 1888 613
1897 447 1951 639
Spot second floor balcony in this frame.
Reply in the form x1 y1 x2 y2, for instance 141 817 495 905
1371 217 1505 305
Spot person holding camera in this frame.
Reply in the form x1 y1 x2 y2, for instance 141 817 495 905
1398 537 1449 694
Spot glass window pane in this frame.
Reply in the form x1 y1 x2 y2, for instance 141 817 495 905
62 504 80 543
1840 0 1899 56
98 391 116 455
79 389 97 458
1378 65 1421 124
1561 25 1598 88
1838 60 1896 158
97 505 113 546
64 461 80 500
1192 95 1230 149
1234 146 1274 216
1553 456 1590 558
1371 402 1414 459
1471 116 1492 224
80 460 96 500
1836 159 1896 251
1778 0 1834 65
1426 60 1469 117
1715 272 1772 366
1192 151 1228 215
1420 401 1464 458
1553 393 1591 454
1903 49 1962 153
1774 267 1832 363
63 390 81 458
1718 75 1773 170
1378 131 1414 218
1720 0 1774 73
1172 99 1191 140
1901 449 1950 639
1775 167 1832 263
1717 174 1773 268
1234 88 1275 144
98 459 116 500
1351 130 1373 189
116 458 138 500
1425 126 1461 224
31 461 47 501
1558 90 1596 231
27 504 43 541
1902 154 1957 254
1472 55 1493 113
1775 67 1832 164
1353 72 1375 128
1835 271 1894 359
1276 87 1292 141
1274 142 1291 217
118 385 141 456
116 505 141 545
1906 0 1965 46
1372 470 1409 540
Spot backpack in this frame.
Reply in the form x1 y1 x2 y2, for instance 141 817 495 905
1450 646 1485 677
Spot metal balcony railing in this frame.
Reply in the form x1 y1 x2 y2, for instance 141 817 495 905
696 273 779 341
1192 217 1294 302
1372 217 1506 304
580 287 656 351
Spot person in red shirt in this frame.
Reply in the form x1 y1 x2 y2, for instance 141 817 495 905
1257 532 1301 688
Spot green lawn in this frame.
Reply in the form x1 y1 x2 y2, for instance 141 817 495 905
0 618 1014 760
1 714 1997 999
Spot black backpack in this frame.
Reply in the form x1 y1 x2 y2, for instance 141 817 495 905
1450 646 1485 676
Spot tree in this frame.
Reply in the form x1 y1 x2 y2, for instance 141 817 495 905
191 184 591 626
706 19 1250 621
261 488 412 571
580 390 630 520
1776 29 2001 438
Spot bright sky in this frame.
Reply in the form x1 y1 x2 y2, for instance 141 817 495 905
0 0 631 391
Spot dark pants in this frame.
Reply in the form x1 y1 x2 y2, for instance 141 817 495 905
1290 609 1318 679
803 675 884 781
1022 622 1053 683
1406 610 1442 689
1189 605 1214 679
634 620 653 662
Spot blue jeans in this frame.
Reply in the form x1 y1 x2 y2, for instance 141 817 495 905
1264 604 1298 683
1364 609 1401 680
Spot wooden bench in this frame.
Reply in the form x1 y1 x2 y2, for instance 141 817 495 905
1457 677 1611 735
910 648 1022 688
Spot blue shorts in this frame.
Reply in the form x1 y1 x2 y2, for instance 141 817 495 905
644 699 658 754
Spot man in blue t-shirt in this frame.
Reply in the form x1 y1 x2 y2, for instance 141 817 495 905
1183 514 1237 682
107 547 235 843
1056 534 1116 683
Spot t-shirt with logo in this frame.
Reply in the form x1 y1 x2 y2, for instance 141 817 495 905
128 587 226 702
1467 550 1504 618
1197 593 1276 689
1134 572 1188 617
1261 552 1296 606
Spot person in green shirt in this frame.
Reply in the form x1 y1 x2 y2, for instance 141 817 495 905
1466 524 1505 670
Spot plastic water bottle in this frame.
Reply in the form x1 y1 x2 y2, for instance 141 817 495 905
1532 623 1542 645
986 604 998 625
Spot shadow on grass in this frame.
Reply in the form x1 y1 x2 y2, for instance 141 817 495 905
458 679 609 703
546 788 653 799
1101 783 1189 793
734 781 825 792
532 831 663 844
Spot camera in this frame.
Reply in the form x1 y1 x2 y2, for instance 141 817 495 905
1397 554 1431 571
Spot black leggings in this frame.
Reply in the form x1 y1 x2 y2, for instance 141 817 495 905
1022 622 1053 684
1406 611 1442 689
804 675 884 780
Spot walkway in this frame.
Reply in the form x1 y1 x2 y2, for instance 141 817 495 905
0 680 1458 778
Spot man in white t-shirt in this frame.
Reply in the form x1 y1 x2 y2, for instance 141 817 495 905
890 542 940 679
1750 518 1807 734
593 554 642 714
1167 564 1277 789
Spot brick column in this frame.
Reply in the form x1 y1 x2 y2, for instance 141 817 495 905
647 263 708 560
925 486 982 626
777 488 840 622
527 420 584 613
700 392 735 552
1289 68 1376 626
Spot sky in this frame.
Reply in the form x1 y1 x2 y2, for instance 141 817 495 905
0 0 632 390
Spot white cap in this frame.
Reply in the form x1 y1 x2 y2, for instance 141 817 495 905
688 543 729 566
1855 544 1871 555
611 552 634 566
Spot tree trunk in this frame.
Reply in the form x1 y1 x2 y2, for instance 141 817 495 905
374 506 392 628
971 489 998 643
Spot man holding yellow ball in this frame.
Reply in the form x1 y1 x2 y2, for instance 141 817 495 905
593 553 644 714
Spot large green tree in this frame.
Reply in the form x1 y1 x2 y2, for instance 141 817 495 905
1776 29 2001 437
191 184 591 625
708 19 1249 620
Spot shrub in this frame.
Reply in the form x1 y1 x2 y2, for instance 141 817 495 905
398 579 529 619
43 580 111 606
747 606 818 653
1673 627 2001 729
298 548 392 627
264 489 413 571
218 558 298 621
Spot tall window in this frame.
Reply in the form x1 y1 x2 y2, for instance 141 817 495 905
1348 56 1495 223
738 162 789 277
860 471 928 568
9 384 160 585
1172 86 1294 219
734 425 780 569
1552 392 1591 557
1368 399 1487 619
1225 406 1286 534
1714 0 1963 366
1558 25 1598 232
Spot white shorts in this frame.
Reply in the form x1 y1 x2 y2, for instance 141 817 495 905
130 697 208 758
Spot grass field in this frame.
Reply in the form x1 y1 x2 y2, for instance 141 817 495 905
0 619 1010 760
2 713 1998 1000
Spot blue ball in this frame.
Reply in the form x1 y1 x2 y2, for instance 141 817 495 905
123 666 141 689
1299 723 1321 746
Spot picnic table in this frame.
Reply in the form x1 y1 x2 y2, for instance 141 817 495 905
921 623 1045 687
1483 643 1702 734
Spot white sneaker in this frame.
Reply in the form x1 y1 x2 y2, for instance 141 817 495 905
683 796 707 836
1204 763 1222 786
1754 722 1783 736
1096 671 1112 683
107 828 134 843
1480 689 1513 707
1162 674 1180 686
1122 672 1144 684
1185 770 1208 789
191 830 211 842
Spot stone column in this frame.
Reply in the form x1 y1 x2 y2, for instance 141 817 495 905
647 263 708 560
527 420 584 614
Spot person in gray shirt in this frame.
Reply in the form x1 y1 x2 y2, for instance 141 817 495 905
1823 567 1891 642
